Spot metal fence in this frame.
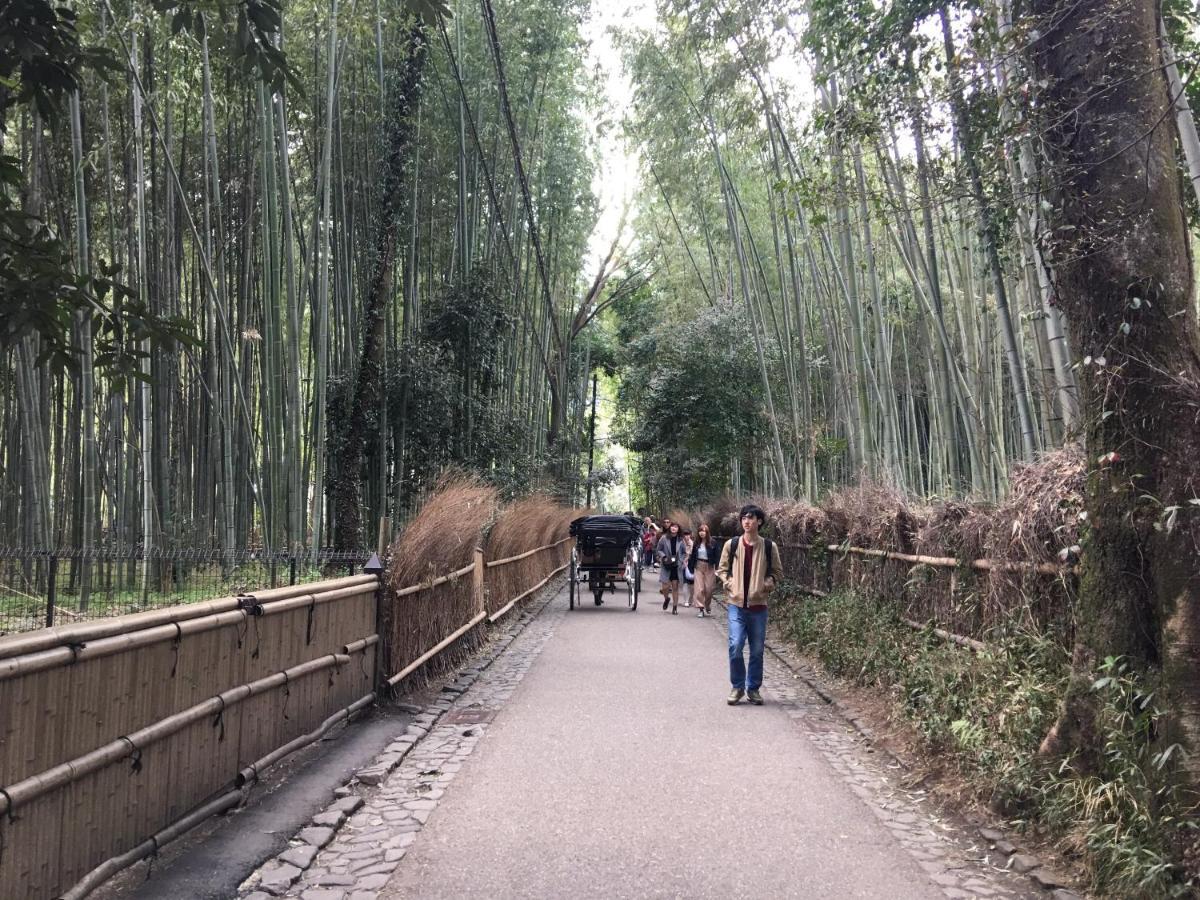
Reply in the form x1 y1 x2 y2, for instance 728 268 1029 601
0 547 369 635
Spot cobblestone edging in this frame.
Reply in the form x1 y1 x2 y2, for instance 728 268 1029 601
719 603 1080 900
238 585 564 900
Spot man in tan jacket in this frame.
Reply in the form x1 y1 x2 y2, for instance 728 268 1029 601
717 504 780 705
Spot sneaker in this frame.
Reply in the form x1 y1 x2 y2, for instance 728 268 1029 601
727 688 744 705
747 689 764 705
697 611 706 618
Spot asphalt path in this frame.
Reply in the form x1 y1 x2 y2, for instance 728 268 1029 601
380 584 946 899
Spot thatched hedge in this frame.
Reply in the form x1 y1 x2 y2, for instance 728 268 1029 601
384 476 498 678
716 446 1085 643
483 495 574 618
382 477 575 681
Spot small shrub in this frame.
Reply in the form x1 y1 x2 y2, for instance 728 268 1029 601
776 583 1197 898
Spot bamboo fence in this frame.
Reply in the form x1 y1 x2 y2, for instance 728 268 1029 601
772 539 1078 644
0 529 572 899
0 576 377 899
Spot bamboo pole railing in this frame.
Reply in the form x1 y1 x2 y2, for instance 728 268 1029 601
485 536 572 568
759 538 1078 654
2 528 574 900
781 541 1079 576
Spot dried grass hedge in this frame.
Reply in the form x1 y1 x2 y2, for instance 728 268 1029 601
484 495 574 616
981 446 1084 638
717 445 1084 644
383 475 499 678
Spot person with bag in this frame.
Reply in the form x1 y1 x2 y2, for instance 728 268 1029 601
716 504 781 705
655 521 686 615
687 523 720 617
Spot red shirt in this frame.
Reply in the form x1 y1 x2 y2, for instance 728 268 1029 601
740 538 767 609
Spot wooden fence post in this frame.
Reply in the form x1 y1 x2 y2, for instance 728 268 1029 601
473 546 486 615
363 552 387 691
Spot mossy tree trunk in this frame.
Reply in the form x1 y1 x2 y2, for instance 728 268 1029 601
328 23 428 554
1028 0 1200 773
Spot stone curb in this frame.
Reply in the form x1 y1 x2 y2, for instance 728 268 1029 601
237 582 563 898
749 608 1082 900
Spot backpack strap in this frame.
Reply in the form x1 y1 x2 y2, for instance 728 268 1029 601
765 539 774 580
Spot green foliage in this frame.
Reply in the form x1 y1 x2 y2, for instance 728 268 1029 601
0 0 119 124
776 584 1197 897
381 269 542 501
154 0 301 94
613 298 765 507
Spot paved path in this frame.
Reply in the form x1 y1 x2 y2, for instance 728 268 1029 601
249 584 1036 900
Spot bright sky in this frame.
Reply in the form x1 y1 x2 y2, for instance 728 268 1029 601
580 0 651 271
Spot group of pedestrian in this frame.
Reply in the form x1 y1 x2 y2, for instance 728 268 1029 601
639 504 780 706
639 515 718 617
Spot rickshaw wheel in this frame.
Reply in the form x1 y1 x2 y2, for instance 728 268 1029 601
568 550 578 610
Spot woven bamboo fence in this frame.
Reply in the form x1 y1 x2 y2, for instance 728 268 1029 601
0 491 575 899
0 575 379 900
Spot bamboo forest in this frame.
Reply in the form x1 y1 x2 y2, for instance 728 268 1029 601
5 0 1200 895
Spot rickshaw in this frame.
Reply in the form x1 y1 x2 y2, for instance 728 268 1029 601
567 514 642 611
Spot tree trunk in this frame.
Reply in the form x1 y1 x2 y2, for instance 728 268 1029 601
328 24 428 554
1029 0 1200 775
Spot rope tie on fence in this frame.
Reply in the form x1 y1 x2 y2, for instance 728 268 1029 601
281 670 290 721
0 787 16 822
305 597 316 646
236 610 249 650
145 835 160 878
251 612 261 659
212 696 226 742
169 623 183 678
121 737 143 774
66 640 86 663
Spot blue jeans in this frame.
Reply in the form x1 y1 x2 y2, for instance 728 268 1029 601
728 604 768 691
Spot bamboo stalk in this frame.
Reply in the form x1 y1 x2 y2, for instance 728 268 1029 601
392 561 477 598
0 575 377 659
385 610 487 686
60 790 243 900
236 690 375 787
0 583 376 680
778 542 1077 576
485 536 571 568
0 646 369 815
487 561 569 623
903 618 988 652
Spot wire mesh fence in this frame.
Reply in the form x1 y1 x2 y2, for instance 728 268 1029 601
0 547 371 635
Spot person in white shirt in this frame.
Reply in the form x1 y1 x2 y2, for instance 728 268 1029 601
687 523 720 617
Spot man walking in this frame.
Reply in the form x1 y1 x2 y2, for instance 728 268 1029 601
716 504 780 705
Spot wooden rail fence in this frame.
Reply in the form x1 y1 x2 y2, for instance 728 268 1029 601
0 535 572 900
770 539 1078 648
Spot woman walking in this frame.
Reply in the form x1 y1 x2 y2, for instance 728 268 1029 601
681 528 695 606
688 523 720 617
656 522 686 614
641 516 658 569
